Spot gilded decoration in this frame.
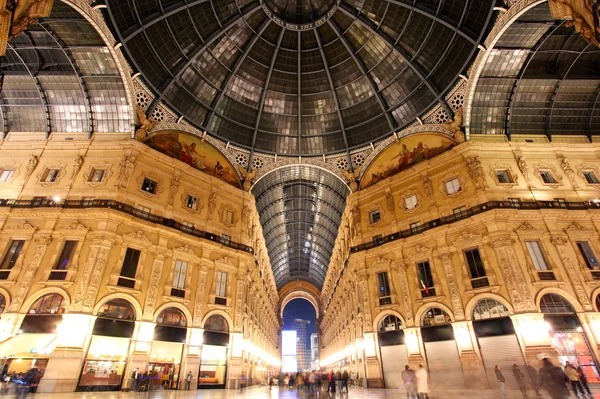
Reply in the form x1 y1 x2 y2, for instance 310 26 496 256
144 130 241 189
548 0 600 47
360 133 456 189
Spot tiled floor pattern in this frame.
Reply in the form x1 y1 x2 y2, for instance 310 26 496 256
15 386 600 399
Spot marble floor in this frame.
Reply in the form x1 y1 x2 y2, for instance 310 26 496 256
16 386 600 399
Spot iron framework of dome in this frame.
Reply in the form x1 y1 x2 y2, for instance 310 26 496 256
103 0 496 156
251 165 349 290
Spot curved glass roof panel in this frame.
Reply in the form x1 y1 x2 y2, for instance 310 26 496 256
103 0 495 155
251 165 350 290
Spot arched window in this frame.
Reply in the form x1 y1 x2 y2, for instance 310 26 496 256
596 294 600 312
472 298 510 320
156 307 187 327
204 314 228 332
378 315 403 332
96 298 135 320
0 294 6 314
540 294 575 314
29 293 66 314
422 307 452 327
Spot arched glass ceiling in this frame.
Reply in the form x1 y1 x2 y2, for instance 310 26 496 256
470 3 600 138
102 0 495 155
251 165 350 290
0 1 132 136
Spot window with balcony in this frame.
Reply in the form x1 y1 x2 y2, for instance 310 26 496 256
49 240 78 281
377 272 391 305
417 260 436 297
525 241 554 280
215 271 227 305
118 248 140 288
464 248 489 288
577 241 598 270
171 260 188 298
0 240 25 279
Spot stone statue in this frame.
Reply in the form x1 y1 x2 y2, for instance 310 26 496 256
71 155 83 182
517 157 528 179
442 107 463 135
168 172 180 205
549 0 600 47
386 191 394 211
560 157 577 187
117 155 136 188
423 176 434 200
208 191 217 216
238 166 258 191
135 105 158 141
466 156 487 190
25 154 38 180
340 166 361 192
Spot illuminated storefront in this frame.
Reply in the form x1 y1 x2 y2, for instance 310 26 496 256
541 294 600 383
148 308 187 389
377 315 405 389
77 299 135 391
198 315 230 389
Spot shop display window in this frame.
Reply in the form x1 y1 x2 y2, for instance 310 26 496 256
204 314 229 332
551 331 600 383
78 336 130 390
156 308 187 327
96 299 135 320
29 294 65 314
472 298 510 320
422 308 451 327
198 345 227 386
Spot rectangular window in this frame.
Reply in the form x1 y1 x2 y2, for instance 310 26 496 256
221 234 231 245
89 169 105 183
43 169 60 183
445 178 461 194
495 170 512 184
0 169 14 182
554 198 566 208
216 271 227 298
223 209 234 225
577 241 598 269
464 248 486 279
369 210 381 224
173 260 188 290
120 248 141 279
453 206 467 216
186 195 198 210
508 198 520 208
0 240 25 270
55 240 78 270
377 272 391 297
137 206 151 214
417 261 436 298
181 222 194 230
583 171 600 184
540 170 557 184
526 241 550 271
141 178 157 193
405 195 418 210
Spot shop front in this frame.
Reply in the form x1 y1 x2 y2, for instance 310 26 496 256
148 307 187 390
198 315 230 389
377 315 407 389
0 293 66 390
77 299 136 392
541 293 600 383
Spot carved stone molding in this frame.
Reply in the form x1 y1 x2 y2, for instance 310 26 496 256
82 162 114 187
548 0 600 47
438 173 467 198
136 172 164 198
180 190 203 214
452 231 483 248
551 238 593 310
0 164 20 184
397 264 414 327
533 164 563 188
488 163 519 188
466 156 487 190
218 204 238 228
438 252 465 320
122 230 152 246
36 164 66 187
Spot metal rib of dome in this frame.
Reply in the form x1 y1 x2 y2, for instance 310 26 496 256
251 165 350 290
103 0 495 156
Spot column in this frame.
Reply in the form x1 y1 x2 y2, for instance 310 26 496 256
181 327 203 391
511 313 558 367
37 314 96 392
362 332 384 388
123 321 155 390
452 321 486 388
228 332 244 389
404 327 426 368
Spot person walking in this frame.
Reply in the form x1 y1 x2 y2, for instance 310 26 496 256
525 362 542 397
415 365 430 399
240 372 247 392
308 371 317 396
495 365 507 398
513 364 528 397
577 366 592 397
342 369 349 394
336 370 343 394
564 361 584 397
539 358 570 399
131 368 139 392
328 370 335 393
184 371 192 390
401 365 417 399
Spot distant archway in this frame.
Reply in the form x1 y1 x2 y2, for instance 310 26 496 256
278 281 321 319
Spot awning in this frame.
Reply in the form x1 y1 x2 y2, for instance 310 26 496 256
0 334 57 358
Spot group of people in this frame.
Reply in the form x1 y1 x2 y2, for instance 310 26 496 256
130 368 177 392
495 359 593 398
401 364 430 399
0 365 43 399
269 370 354 396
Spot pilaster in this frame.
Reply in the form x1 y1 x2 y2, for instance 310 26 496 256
451 321 485 388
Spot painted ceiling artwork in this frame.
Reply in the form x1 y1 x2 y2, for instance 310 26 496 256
360 133 456 189
144 130 241 188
